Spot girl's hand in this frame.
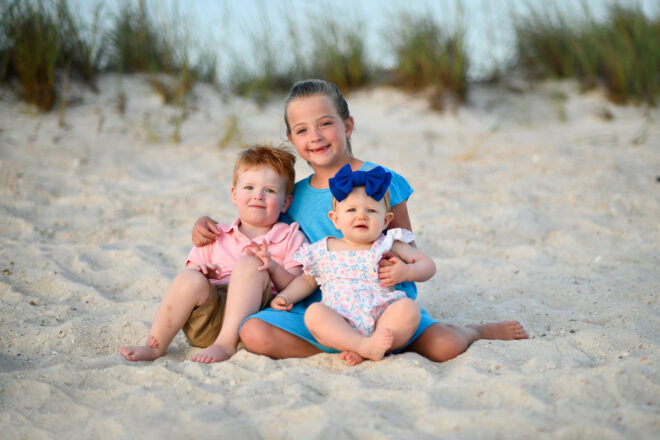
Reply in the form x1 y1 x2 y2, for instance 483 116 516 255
377 255 411 287
270 294 292 311
245 240 274 272
193 216 221 247
192 263 223 280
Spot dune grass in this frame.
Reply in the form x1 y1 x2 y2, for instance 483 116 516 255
228 8 372 103
0 0 217 112
514 2 660 105
2 0 657 113
387 10 469 109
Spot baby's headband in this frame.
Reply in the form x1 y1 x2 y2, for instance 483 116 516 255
329 164 392 202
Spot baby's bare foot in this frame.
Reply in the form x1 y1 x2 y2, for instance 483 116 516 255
468 321 528 340
358 328 394 361
120 345 163 362
340 351 365 366
190 344 235 364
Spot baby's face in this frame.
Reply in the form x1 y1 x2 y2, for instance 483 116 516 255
232 165 291 229
329 186 392 246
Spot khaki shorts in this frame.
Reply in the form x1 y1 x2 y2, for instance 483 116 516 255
182 282 272 348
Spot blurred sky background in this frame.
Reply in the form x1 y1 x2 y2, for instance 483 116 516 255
88 0 660 82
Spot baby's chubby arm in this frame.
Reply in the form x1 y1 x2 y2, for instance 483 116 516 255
377 241 436 287
245 240 303 291
270 274 318 311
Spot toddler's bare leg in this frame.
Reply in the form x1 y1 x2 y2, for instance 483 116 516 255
120 269 211 362
305 303 393 363
191 256 269 363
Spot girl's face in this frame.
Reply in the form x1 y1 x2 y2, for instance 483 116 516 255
328 186 394 246
286 95 354 170
231 165 292 231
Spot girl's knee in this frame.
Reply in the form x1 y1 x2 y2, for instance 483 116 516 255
240 318 274 354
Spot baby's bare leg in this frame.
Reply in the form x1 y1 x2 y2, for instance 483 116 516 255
374 298 421 351
120 269 211 362
305 303 392 363
191 256 268 364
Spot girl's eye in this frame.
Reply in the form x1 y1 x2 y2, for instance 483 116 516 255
296 128 306 135
321 121 332 127
368 209 377 213
346 208 356 212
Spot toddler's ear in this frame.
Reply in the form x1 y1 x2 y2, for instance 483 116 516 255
281 194 293 213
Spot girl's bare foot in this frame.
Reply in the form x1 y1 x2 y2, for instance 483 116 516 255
190 344 235 364
120 345 163 362
468 321 528 340
340 351 365 366
358 328 394 361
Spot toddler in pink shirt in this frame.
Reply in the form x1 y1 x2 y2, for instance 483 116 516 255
121 145 306 363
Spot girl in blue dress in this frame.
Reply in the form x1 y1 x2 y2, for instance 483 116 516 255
193 79 527 363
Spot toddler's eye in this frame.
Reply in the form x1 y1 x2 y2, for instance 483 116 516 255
266 188 276 193
244 185 253 190
296 128 306 135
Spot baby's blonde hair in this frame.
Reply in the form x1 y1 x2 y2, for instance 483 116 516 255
332 189 391 212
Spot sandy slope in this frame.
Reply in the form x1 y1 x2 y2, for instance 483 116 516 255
0 74 658 439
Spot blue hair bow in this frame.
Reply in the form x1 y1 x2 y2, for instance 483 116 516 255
329 164 392 202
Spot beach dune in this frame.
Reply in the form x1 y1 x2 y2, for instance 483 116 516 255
0 75 658 438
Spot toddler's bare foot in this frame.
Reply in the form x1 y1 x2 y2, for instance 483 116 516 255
120 345 163 362
190 344 235 364
340 351 365 366
468 321 528 340
358 328 394 361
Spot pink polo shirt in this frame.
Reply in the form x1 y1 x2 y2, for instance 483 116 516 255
187 219 307 291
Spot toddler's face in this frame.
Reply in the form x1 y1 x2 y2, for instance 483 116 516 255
232 165 292 229
329 186 393 246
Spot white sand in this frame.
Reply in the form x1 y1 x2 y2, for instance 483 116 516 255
1 74 658 439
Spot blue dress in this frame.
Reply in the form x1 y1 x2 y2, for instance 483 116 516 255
241 161 438 352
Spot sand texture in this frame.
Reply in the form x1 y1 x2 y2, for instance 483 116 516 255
1 75 659 439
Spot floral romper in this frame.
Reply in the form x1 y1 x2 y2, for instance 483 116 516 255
294 228 415 336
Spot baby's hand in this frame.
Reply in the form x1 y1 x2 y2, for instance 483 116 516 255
245 240 275 272
192 263 223 280
270 294 292 311
377 255 411 287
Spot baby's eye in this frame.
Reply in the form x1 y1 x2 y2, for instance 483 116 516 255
367 208 377 213
296 128 306 135
265 188 276 193
244 185 253 190
321 120 333 127
346 208 356 212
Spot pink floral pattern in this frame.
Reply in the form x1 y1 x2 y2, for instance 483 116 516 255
295 228 414 335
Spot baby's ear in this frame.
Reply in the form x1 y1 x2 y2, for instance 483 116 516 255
328 210 340 229
383 212 394 229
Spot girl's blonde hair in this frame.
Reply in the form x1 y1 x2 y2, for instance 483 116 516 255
284 79 353 156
